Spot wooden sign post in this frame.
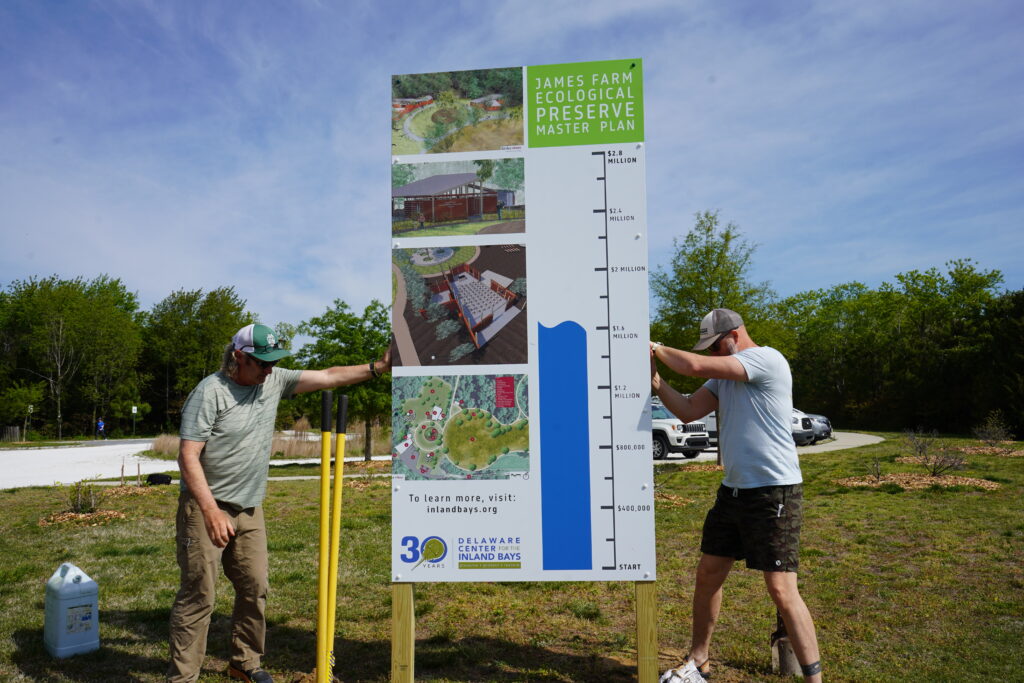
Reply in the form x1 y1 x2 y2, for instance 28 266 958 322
390 581 657 682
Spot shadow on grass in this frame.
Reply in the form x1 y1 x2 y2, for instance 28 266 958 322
11 608 635 682
11 608 171 682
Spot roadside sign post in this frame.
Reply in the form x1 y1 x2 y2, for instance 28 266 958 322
131 405 137 437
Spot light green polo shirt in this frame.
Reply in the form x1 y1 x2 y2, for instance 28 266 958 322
179 367 303 509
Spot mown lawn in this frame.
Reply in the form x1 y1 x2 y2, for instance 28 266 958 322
391 219 522 239
0 435 1021 682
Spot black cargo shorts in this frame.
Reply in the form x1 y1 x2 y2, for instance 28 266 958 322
700 483 803 572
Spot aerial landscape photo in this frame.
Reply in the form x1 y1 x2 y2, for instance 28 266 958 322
392 374 529 481
391 66 523 155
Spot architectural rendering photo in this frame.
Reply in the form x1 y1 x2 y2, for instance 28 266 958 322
391 66 523 155
391 244 527 367
392 158 524 237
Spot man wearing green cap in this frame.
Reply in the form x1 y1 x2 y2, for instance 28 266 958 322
167 323 390 683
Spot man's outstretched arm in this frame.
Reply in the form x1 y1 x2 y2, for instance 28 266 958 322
293 348 391 394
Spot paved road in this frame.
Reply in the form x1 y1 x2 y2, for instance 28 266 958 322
0 439 388 489
654 431 884 465
0 439 168 488
2 432 883 488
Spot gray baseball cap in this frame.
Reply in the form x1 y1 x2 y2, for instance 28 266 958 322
693 309 743 351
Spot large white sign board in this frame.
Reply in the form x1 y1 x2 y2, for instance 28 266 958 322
389 59 653 582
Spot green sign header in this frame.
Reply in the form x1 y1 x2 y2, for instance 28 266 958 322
527 58 644 148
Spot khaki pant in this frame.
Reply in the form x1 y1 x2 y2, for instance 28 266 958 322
167 492 269 683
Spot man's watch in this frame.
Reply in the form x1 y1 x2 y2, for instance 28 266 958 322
370 361 381 378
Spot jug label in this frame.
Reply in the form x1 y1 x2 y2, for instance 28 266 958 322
66 605 93 633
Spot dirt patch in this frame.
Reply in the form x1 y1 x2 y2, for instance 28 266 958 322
39 510 127 527
103 484 163 499
431 107 460 124
345 477 389 491
344 460 391 474
655 492 694 507
835 473 1000 490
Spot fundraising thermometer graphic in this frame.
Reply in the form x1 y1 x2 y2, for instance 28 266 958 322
537 144 654 578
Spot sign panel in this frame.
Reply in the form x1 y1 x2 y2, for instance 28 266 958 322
390 59 653 582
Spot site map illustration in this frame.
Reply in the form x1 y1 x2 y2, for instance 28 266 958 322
392 374 529 481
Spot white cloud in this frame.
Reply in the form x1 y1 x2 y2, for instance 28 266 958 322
1 0 1021 341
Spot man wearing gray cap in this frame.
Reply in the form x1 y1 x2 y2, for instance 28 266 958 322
167 323 390 683
651 309 822 683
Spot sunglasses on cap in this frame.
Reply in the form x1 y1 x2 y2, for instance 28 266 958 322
238 339 285 355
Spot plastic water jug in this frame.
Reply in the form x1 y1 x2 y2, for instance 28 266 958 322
44 563 100 658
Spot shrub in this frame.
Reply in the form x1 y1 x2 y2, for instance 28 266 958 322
449 343 475 363
973 410 1015 447
64 481 105 514
902 429 966 476
435 319 462 341
867 458 883 483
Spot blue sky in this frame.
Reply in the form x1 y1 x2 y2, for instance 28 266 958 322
2 0 1021 334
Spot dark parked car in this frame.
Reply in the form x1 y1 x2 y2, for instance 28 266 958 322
806 413 832 442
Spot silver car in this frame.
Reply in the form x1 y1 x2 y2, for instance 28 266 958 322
806 413 832 442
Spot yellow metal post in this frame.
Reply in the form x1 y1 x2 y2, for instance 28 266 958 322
326 396 348 674
391 583 415 683
636 581 658 683
316 391 333 683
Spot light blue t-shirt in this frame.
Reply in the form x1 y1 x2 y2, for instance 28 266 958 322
703 346 801 489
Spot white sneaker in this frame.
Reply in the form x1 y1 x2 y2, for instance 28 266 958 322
659 660 706 683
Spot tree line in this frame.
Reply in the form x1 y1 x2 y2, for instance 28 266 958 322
652 211 1022 436
3 213 1019 443
0 277 391 449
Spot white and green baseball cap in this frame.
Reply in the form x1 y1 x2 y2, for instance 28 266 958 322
232 323 291 362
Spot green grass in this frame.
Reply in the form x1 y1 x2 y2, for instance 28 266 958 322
391 219 523 238
443 410 528 470
1 438 110 450
399 245 478 276
391 127 420 156
407 104 442 139
0 436 1021 681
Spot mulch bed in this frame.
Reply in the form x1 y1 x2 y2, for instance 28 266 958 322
835 473 1001 490
39 510 127 527
679 464 724 472
958 445 1022 457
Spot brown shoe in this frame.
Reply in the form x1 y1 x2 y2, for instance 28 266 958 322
227 664 273 683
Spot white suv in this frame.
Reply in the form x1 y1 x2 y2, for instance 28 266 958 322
651 402 710 459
